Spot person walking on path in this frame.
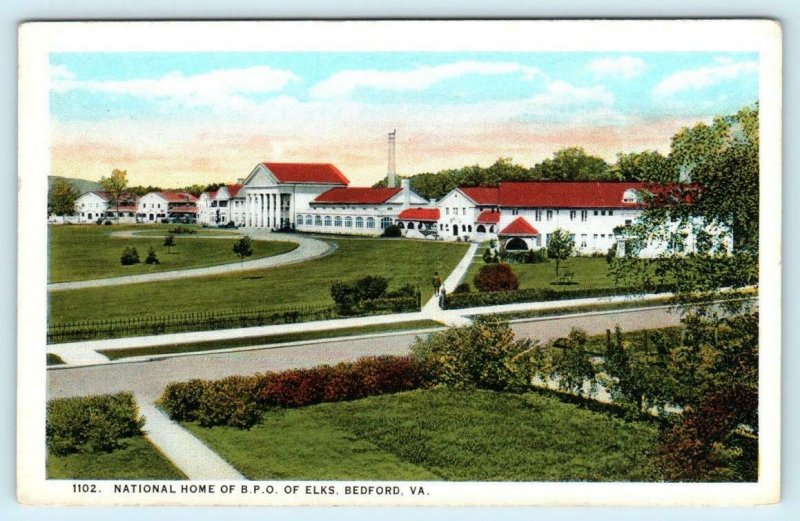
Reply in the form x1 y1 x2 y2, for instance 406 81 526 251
432 271 443 308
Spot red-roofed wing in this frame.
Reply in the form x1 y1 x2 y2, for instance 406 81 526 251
227 184 244 198
313 187 401 204
499 217 539 236
497 182 646 208
476 210 501 224
263 162 349 185
158 191 199 203
397 208 440 221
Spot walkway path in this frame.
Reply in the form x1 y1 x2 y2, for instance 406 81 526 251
138 401 246 480
422 242 477 326
47 230 334 292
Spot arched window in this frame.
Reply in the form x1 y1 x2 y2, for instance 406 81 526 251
345 216 353 228
476 224 486 233
296 215 305 225
397 222 405 229
306 215 313 226
468 225 472 232
366 217 376 228
505 238 529 251
489 225 495 233
407 222 415 230
355 217 364 228
324 216 332 227
380 217 392 229
315 215 322 226
334 216 343 227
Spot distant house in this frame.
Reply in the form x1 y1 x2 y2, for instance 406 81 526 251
137 191 198 223
74 191 138 223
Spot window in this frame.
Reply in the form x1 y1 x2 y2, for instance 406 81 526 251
408 222 415 230
477 225 486 233
380 217 392 229
296 214 304 225
445 208 450 216
355 217 364 228
345 217 353 228
570 234 576 242
593 210 599 216
398 222 405 229
625 219 632 226
601 210 606 216
609 210 614 216
512 208 519 216
462 208 466 216
366 217 375 228
593 234 598 239
581 234 587 248
546 210 553 221
315 215 322 226
535 210 541 221
581 210 588 222
334 216 343 227
546 233 552 245
324 216 332 227
623 189 637 203
570 210 576 221
306 215 313 225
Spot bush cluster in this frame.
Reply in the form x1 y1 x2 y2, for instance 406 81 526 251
168 225 197 235
445 284 670 309
381 224 402 238
331 276 419 314
411 317 535 392
473 263 520 292
145 246 160 264
501 248 548 264
120 246 140 265
159 356 428 429
46 392 144 455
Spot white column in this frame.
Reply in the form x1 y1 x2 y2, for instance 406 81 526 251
246 195 251 227
266 192 271 228
273 193 279 228
288 193 294 227
259 194 264 228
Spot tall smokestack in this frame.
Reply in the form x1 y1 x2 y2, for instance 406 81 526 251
387 129 396 188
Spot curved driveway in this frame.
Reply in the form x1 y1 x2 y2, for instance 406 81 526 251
47 229 334 292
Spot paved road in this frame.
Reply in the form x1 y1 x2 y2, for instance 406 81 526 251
47 307 684 401
47 230 334 292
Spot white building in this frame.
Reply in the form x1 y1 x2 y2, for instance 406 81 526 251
197 184 245 226
74 191 138 223
137 191 198 223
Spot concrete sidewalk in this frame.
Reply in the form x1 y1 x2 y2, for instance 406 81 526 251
138 401 246 480
48 232 334 292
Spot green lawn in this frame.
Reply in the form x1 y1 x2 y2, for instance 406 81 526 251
47 435 186 480
99 319 444 360
466 254 615 291
49 224 297 282
49 238 469 324
184 388 661 481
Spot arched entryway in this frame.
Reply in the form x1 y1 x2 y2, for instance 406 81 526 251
476 224 486 233
453 224 459 236
505 237 529 250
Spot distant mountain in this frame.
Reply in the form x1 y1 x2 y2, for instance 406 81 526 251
48 176 101 195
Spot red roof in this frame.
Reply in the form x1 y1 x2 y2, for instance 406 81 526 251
499 217 540 236
110 205 137 212
460 187 499 205
227 184 244 198
397 208 440 222
497 182 646 208
476 210 501 224
313 187 401 205
168 206 198 214
262 162 349 186
157 191 198 203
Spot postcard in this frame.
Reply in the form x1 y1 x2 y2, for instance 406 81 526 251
18 20 781 506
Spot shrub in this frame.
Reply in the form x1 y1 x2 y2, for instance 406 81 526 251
411 317 536 392
331 275 391 312
452 282 471 294
381 224 402 238
120 246 140 265
46 392 144 455
159 379 208 422
145 246 160 265
606 245 617 263
103 220 112 225
482 248 499 264
168 225 197 235
195 376 263 429
385 283 417 299
474 263 519 292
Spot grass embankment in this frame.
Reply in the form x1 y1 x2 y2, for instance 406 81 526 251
48 224 296 283
465 253 616 291
99 319 445 360
47 436 186 480
184 388 660 481
49 238 469 324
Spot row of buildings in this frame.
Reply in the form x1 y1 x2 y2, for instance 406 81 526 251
68 161 730 257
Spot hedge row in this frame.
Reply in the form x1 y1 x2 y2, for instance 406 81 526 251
159 355 429 429
444 284 671 309
46 392 144 455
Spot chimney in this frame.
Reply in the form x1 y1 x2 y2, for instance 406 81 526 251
402 178 411 208
387 129 397 188
429 198 437 205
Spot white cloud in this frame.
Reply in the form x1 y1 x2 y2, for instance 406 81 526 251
653 59 758 97
50 65 300 109
309 60 543 99
587 56 646 80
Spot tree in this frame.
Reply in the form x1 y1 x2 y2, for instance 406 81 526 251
163 234 176 253
145 247 160 265
550 328 596 398
48 178 79 216
546 228 574 278
610 150 675 182
232 236 253 265
120 246 140 265
99 169 129 222
530 147 611 181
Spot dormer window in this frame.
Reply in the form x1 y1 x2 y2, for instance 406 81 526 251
622 189 638 203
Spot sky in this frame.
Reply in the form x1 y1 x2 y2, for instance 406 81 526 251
49 51 759 187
